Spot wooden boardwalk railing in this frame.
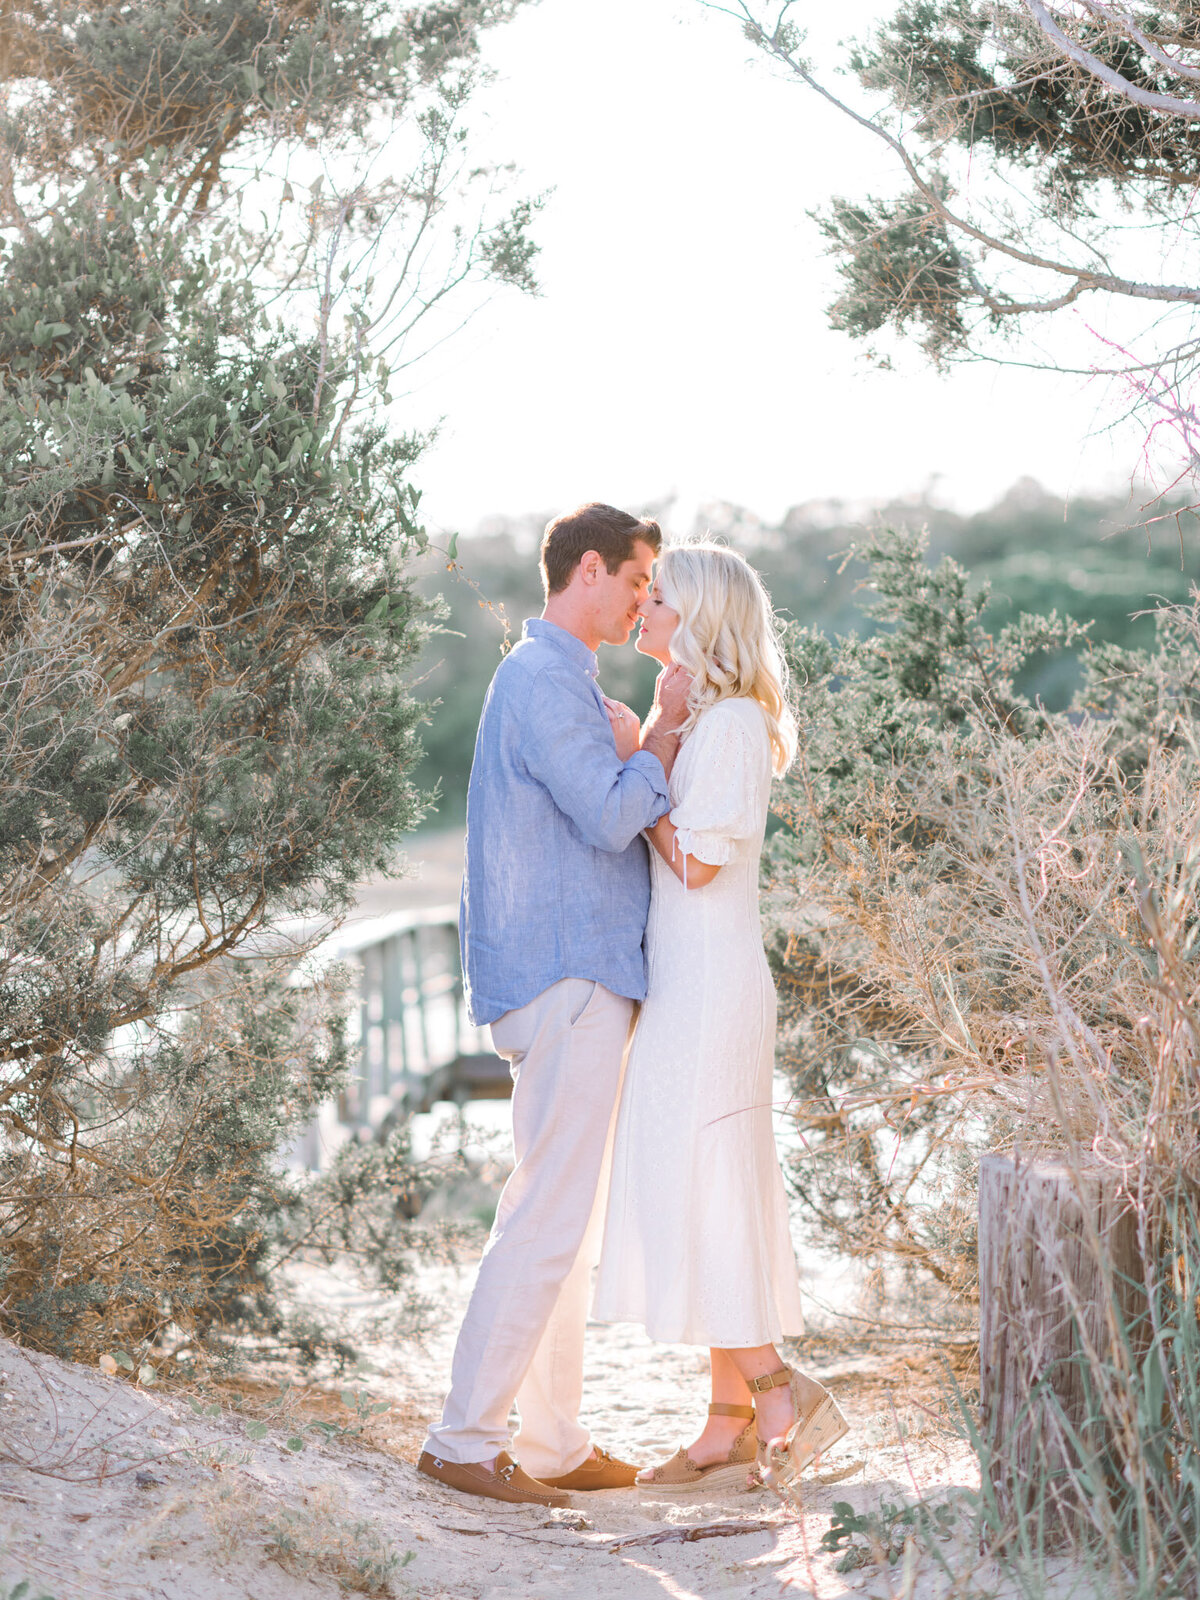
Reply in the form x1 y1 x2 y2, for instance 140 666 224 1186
291 905 509 1169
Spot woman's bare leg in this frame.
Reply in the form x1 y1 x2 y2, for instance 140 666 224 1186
721 1344 827 1451
660 1345 828 1469
679 1349 756 1465
711 1346 754 1407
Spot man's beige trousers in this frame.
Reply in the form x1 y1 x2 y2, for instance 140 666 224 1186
422 978 634 1478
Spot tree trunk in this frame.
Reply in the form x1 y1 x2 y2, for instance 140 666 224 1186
978 1154 1146 1543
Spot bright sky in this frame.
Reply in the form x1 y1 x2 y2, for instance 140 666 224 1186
403 0 1161 536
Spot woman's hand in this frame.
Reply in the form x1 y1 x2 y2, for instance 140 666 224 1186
640 663 693 777
653 662 693 725
603 695 641 762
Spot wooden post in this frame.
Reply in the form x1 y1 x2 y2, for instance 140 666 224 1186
978 1154 1145 1542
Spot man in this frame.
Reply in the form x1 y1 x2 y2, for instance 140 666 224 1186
418 503 689 1506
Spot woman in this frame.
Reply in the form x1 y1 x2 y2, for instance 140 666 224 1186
592 541 848 1493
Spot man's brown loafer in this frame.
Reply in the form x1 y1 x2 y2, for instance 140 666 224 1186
417 1449 571 1507
538 1446 640 1491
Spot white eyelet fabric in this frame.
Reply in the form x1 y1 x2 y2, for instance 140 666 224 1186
593 697 805 1347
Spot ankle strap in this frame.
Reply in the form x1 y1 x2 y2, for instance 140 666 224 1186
747 1366 791 1394
708 1402 755 1420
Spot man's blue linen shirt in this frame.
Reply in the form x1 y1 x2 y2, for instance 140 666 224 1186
459 618 671 1026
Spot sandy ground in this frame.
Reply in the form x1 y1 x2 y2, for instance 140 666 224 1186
0 834 1060 1599
0 1242 1033 1600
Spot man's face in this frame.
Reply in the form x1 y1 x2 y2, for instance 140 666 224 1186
589 539 657 646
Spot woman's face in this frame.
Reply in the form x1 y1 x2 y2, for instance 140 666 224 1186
635 578 680 664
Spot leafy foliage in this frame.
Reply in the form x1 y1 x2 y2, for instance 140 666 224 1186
832 0 1200 355
0 0 510 205
820 1495 962 1573
264 1492 414 1595
415 484 1200 822
0 1 535 1363
719 0 1200 475
765 524 1200 1294
854 1 1200 202
818 187 973 364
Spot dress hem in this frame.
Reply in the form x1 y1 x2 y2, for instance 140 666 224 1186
590 1308 805 1347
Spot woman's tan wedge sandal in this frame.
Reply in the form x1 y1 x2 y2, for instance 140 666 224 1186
750 1365 849 1488
634 1403 760 1494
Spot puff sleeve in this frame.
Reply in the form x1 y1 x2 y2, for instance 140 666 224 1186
668 702 768 867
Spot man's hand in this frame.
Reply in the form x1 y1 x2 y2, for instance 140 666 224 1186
640 663 693 778
603 695 641 762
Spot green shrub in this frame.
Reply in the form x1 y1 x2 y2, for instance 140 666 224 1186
0 0 537 1364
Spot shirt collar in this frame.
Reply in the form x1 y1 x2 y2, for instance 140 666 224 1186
523 617 600 680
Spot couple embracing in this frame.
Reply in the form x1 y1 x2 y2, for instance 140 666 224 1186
418 502 848 1505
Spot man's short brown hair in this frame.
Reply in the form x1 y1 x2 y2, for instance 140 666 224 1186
540 503 663 596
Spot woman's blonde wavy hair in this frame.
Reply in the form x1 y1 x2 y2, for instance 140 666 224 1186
657 540 797 777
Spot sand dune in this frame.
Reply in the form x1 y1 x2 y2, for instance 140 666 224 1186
0 1247 1010 1600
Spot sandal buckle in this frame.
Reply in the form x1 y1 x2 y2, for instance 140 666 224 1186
748 1368 788 1393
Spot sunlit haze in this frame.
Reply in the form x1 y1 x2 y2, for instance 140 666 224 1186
399 0 1163 537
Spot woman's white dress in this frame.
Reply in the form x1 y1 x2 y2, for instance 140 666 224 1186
592 696 805 1347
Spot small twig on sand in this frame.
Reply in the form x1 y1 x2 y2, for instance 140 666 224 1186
0 1346 180 1484
607 1517 777 1553
813 1458 867 1485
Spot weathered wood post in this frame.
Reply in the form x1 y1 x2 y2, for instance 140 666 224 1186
978 1155 1145 1541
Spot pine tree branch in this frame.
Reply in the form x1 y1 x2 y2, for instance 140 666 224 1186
1024 0 1200 116
1077 0 1200 84
707 1 1200 307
